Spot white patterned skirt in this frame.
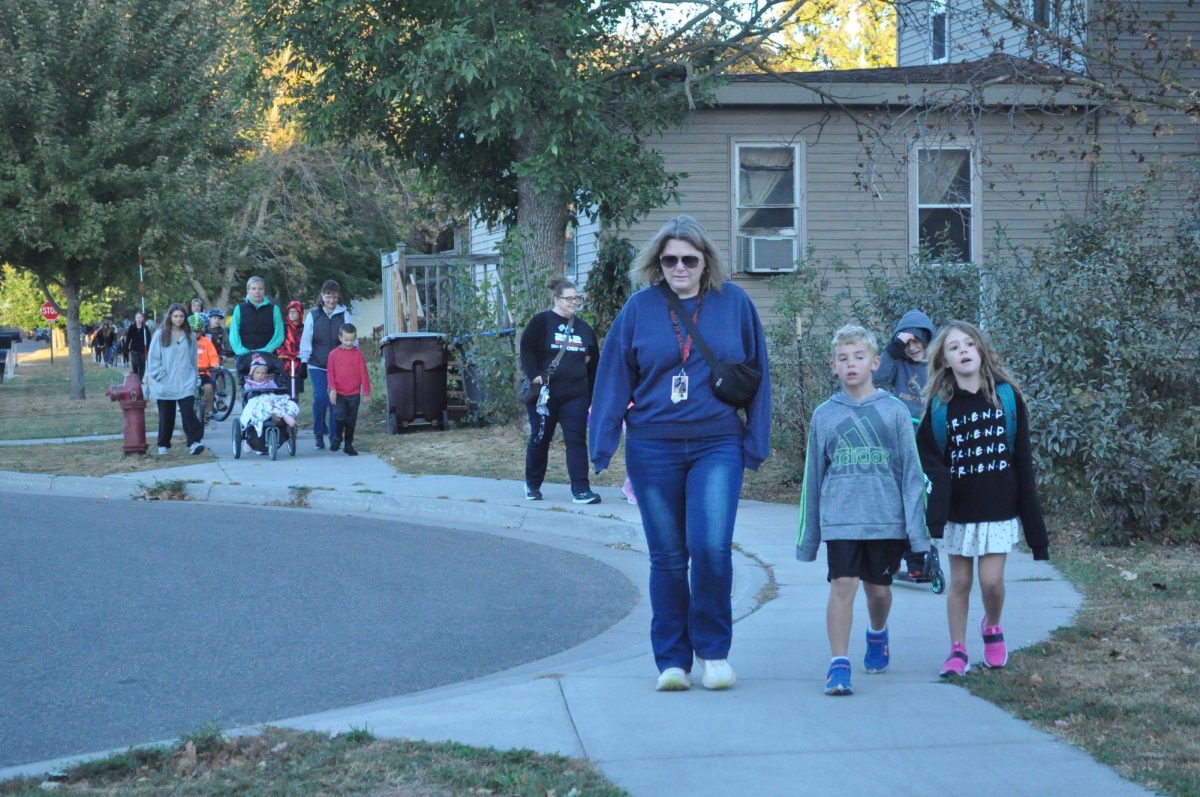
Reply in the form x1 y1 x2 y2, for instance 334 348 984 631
942 518 1021 557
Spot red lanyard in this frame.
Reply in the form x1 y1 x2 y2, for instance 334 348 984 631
668 291 703 366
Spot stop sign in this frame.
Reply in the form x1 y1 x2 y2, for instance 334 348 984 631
40 302 59 322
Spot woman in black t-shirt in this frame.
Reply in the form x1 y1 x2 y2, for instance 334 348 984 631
518 277 599 504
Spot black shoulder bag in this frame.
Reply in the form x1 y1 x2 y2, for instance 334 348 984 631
658 281 761 408
517 316 575 404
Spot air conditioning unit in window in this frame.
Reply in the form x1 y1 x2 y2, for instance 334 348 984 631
741 237 798 274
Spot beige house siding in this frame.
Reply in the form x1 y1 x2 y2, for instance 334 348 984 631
899 0 1088 69
621 105 1140 322
349 293 386 338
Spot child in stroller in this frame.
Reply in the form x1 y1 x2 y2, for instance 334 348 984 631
232 354 300 459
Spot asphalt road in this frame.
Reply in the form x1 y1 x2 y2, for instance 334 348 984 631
0 495 638 768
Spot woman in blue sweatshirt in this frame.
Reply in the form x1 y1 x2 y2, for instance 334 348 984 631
590 216 771 692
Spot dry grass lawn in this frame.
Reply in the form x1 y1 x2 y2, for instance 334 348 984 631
963 528 1200 797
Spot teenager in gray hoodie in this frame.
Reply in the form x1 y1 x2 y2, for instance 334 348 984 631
796 325 929 696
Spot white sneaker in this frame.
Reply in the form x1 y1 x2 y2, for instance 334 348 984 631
697 657 736 690
157 446 169 455
189 442 205 455
655 667 691 692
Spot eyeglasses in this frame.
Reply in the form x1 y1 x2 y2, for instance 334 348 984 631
557 295 582 303
660 254 702 270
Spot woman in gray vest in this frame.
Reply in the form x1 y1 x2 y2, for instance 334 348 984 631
230 275 284 372
299 279 352 449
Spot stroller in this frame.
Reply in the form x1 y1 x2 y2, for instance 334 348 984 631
231 352 298 460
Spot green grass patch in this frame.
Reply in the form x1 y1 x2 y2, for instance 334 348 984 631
0 726 626 796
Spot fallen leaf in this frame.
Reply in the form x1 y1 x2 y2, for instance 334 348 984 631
270 742 288 755
1030 673 1043 687
1055 719 1069 729
1120 570 1138 581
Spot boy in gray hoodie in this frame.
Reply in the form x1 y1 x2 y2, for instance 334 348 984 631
797 325 929 696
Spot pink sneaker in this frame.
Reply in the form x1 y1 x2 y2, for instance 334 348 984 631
939 642 970 678
980 618 1008 668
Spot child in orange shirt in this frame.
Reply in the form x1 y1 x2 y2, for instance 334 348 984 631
192 314 221 423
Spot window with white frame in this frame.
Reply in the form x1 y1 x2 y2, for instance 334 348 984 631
913 147 976 262
930 0 948 62
1031 0 1057 27
735 143 803 273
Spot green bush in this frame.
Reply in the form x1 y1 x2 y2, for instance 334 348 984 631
583 234 635 341
438 267 520 426
766 251 980 484
989 188 1200 543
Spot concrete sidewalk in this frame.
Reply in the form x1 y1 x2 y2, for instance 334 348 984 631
0 439 1150 795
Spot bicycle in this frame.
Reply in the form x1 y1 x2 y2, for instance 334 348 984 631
196 365 236 425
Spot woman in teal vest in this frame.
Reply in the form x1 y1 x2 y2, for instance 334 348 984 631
230 275 284 374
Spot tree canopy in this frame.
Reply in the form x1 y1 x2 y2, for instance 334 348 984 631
0 0 243 397
246 0 803 320
771 0 896 71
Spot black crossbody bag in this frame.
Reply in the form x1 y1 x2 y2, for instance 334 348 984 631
658 281 761 408
517 316 574 404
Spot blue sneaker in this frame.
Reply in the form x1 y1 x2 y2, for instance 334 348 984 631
864 627 890 673
825 658 853 696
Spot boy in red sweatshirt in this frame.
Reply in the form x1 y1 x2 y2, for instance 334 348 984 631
326 323 372 456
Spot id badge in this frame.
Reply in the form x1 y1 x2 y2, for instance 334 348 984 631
671 372 689 404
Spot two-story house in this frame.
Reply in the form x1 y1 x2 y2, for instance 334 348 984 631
469 0 1196 318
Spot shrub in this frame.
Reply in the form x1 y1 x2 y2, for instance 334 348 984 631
766 250 979 484
583 234 635 341
989 188 1200 543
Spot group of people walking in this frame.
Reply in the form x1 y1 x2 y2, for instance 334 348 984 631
115 275 369 458
520 214 1046 696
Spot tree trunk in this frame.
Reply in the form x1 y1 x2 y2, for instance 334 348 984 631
514 177 572 280
64 281 86 400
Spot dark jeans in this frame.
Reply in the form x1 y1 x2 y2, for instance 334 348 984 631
625 434 744 672
130 351 146 380
333 393 361 443
524 391 591 494
156 396 203 448
309 367 333 438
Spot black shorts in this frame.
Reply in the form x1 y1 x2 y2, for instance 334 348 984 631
826 539 907 586
198 373 213 387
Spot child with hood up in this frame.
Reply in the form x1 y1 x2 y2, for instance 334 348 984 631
875 309 937 579
874 309 936 423
276 300 306 398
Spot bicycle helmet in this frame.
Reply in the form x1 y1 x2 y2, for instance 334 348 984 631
188 313 206 332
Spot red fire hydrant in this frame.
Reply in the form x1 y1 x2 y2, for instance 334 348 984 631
108 372 148 455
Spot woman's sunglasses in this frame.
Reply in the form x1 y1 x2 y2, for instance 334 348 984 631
660 254 702 270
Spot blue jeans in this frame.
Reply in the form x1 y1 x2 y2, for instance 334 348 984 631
525 392 591 493
625 434 744 672
309 366 333 438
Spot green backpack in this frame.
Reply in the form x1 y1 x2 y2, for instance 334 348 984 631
930 382 1017 454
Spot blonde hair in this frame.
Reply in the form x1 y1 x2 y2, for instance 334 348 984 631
629 215 728 292
830 325 879 358
925 320 1023 408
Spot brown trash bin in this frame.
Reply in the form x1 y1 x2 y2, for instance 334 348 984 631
380 333 449 433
